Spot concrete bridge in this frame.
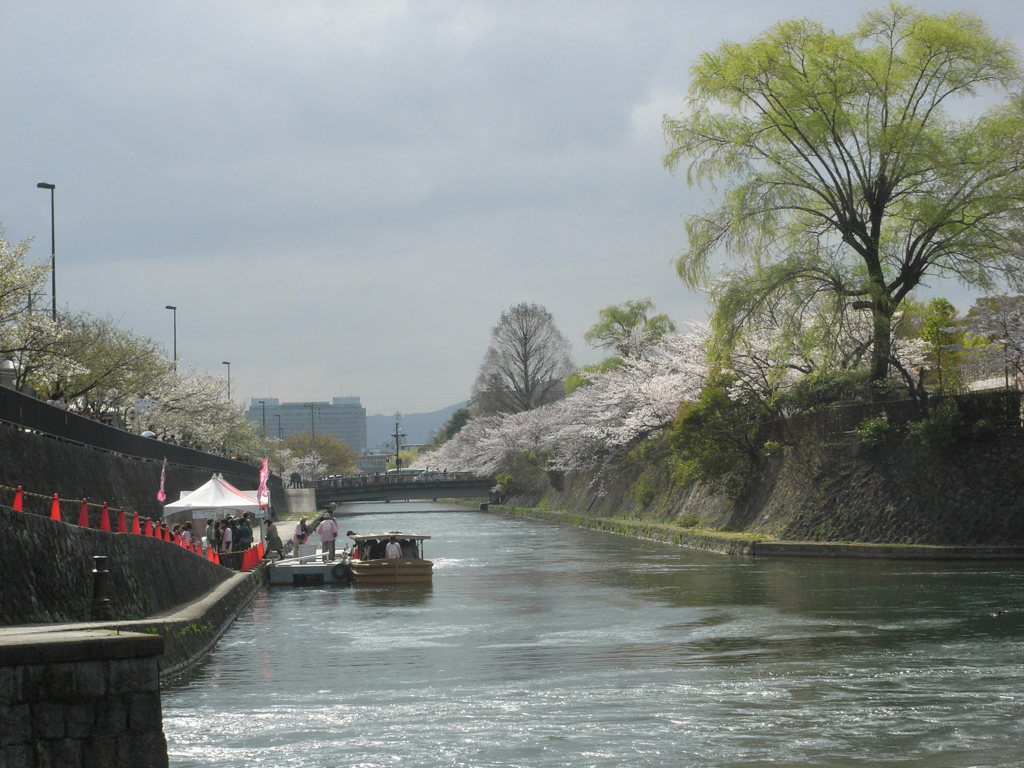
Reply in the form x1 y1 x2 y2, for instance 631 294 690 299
312 471 495 506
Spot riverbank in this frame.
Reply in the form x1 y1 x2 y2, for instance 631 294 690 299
493 505 1024 561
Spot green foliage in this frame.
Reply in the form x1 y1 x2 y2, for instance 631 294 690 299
664 4 1024 382
494 472 519 497
564 357 624 395
668 382 763 497
425 407 470 450
584 298 677 359
909 399 963 451
284 432 359 475
546 468 564 492
855 415 896 446
972 418 998 440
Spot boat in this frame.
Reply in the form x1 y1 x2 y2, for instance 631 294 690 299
348 530 433 585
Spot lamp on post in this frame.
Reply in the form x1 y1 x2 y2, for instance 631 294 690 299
165 305 177 370
222 361 231 401
36 182 56 320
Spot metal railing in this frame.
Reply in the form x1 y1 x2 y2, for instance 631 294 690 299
0 385 258 476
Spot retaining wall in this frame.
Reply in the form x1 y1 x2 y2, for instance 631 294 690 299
0 630 167 768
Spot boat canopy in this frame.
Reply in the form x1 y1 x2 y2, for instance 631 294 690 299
347 530 430 543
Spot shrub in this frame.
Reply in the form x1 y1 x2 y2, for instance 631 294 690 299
909 399 962 451
855 414 894 446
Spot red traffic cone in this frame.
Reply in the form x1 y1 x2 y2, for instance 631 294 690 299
100 503 111 532
144 519 153 536
49 494 61 522
131 511 141 535
206 544 216 562
13 486 23 512
257 541 265 559
78 499 89 527
118 508 127 533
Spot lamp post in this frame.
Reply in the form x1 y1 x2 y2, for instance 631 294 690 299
308 402 317 480
392 418 406 474
165 305 177 370
36 182 56 320
258 399 266 437
222 361 231 401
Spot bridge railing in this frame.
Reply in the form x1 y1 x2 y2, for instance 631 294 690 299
312 471 487 490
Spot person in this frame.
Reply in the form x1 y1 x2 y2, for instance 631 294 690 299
204 519 214 552
317 512 340 562
346 530 360 560
265 519 285 560
292 518 309 555
182 522 193 548
220 519 234 553
385 535 403 559
236 515 253 551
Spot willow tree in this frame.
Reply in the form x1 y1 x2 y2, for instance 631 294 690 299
663 3 1024 384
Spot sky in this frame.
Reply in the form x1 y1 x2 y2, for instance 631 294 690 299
3 0 1023 416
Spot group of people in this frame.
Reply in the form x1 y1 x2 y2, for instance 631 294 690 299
201 512 257 554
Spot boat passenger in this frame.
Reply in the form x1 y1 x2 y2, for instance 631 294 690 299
385 536 403 559
265 519 285 560
317 511 340 562
292 518 310 555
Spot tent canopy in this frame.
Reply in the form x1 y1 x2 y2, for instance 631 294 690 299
163 473 262 525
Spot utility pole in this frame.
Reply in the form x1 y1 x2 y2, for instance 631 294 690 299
392 418 406 473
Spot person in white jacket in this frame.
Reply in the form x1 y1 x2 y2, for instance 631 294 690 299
317 512 340 562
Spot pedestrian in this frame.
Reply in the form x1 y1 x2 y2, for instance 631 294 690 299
220 519 234 553
317 511 340 562
292 517 309 556
265 519 285 560
237 515 253 551
204 519 215 552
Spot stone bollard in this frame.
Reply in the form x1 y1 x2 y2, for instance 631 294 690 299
92 554 113 619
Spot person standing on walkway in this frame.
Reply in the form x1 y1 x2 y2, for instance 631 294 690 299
292 518 309 556
264 519 285 560
317 512 340 562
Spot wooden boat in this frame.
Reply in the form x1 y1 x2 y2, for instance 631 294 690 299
348 530 432 585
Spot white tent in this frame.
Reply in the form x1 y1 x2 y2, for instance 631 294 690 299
163 473 263 527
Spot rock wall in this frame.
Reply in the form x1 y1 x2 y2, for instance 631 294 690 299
2 507 232 626
517 431 1024 546
0 630 167 768
0 424 282 521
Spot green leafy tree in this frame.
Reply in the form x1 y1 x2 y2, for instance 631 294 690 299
584 299 677 359
284 432 359 476
919 298 963 393
663 3 1024 385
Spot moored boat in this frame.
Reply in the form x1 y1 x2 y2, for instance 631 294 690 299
348 530 432 585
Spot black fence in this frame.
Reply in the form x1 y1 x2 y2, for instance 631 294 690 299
766 388 1023 444
0 385 258 476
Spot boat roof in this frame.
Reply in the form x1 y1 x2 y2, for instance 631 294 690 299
347 530 431 542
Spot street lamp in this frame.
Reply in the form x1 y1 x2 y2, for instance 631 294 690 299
222 361 231 401
258 399 266 437
36 182 56 320
165 305 177 370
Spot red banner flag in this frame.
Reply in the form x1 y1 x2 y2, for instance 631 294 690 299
156 458 167 503
257 457 269 510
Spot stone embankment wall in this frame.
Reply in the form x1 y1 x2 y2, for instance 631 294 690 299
514 431 1024 546
0 630 168 768
2 507 232 626
0 425 282 522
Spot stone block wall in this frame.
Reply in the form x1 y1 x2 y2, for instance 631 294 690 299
0 630 167 768
2 507 231 626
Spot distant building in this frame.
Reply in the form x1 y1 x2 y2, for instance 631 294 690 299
246 397 367 452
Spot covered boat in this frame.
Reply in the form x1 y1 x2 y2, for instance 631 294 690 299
348 530 432 585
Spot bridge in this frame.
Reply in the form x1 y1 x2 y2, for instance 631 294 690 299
312 471 495 506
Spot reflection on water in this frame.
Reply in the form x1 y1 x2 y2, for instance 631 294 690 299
162 503 1024 767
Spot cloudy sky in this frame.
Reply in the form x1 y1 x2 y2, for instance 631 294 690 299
3 0 1022 416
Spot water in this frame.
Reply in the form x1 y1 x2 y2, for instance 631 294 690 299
162 503 1024 767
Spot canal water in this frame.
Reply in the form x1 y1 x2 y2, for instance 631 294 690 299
162 502 1024 767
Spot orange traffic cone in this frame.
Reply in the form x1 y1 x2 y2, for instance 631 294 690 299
206 545 216 562
100 503 111 532
49 494 61 521
131 511 141 534
144 519 153 537
118 508 127 533
78 499 89 527
13 486 23 512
